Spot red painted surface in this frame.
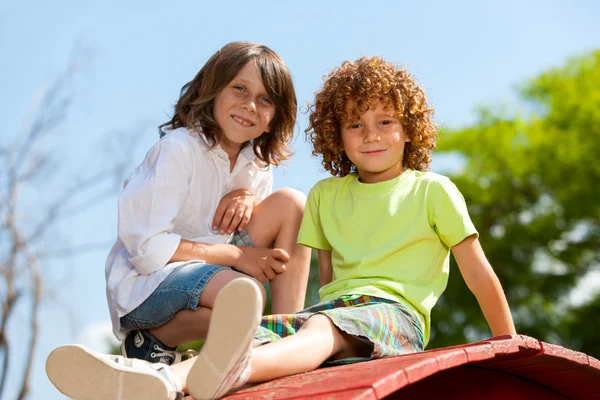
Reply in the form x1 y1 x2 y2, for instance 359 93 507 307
225 335 600 399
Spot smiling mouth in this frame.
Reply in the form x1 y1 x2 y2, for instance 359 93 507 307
231 115 254 127
362 149 387 155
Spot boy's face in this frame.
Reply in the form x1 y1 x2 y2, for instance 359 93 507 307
340 100 410 183
213 61 275 156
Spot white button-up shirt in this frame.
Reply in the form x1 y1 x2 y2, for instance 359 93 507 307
105 127 272 339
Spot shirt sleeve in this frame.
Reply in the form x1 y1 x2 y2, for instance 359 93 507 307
117 136 192 275
297 183 332 251
429 178 478 247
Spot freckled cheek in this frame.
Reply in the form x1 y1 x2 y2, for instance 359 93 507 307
388 131 403 141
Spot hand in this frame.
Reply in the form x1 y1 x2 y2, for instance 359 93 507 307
212 189 255 234
234 246 290 284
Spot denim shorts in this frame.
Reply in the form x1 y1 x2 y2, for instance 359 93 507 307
120 230 254 331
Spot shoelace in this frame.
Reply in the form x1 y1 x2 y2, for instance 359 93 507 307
173 349 199 364
151 344 176 363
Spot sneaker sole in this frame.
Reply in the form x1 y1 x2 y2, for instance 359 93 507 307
46 344 170 400
187 277 262 399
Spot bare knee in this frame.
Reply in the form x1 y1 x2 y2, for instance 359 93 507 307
199 269 267 310
300 314 371 360
268 188 306 220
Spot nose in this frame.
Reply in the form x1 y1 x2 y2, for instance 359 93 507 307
363 126 380 143
241 98 257 113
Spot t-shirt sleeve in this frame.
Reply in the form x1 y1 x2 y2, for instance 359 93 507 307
429 178 478 247
297 183 332 251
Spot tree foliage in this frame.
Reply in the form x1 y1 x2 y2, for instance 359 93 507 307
428 51 600 357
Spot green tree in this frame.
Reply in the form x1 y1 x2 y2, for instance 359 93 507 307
429 51 600 357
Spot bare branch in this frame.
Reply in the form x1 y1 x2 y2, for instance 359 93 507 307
0 43 136 399
0 336 10 400
16 252 42 400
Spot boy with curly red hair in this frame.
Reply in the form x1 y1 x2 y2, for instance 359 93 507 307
46 57 516 400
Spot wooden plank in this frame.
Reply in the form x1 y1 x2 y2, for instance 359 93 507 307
221 335 600 399
227 386 377 400
388 365 567 400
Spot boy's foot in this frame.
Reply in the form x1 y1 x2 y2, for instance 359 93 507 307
46 344 183 400
187 277 262 399
121 329 177 365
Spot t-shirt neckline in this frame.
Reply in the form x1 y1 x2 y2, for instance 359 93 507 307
349 169 414 197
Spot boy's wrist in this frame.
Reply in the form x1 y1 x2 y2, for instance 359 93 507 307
205 243 242 267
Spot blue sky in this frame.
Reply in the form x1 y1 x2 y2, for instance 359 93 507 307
1 0 599 398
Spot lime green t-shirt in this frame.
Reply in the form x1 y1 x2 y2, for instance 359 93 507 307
298 169 478 345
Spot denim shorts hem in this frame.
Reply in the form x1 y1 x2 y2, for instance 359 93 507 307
120 230 254 332
187 265 227 311
120 262 229 330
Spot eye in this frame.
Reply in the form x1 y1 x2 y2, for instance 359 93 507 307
233 84 245 92
349 123 361 129
380 120 393 125
259 96 273 105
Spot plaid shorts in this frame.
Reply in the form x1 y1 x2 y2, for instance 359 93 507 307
255 295 425 364
228 229 254 247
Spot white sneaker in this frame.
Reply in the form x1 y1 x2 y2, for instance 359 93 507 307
46 344 183 400
187 277 262 399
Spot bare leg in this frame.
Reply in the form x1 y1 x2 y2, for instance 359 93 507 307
150 308 212 347
249 314 371 382
149 269 266 347
246 188 311 313
172 314 372 391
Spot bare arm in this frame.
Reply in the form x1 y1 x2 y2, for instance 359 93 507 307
169 240 288 284
452 235 516 337
317 249 333 288
169 240 240 266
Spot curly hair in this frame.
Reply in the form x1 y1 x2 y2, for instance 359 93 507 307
306 57 437 176
159 42 297 167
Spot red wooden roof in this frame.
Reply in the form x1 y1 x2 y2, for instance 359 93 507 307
225 335 600 399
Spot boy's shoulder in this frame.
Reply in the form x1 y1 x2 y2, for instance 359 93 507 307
411 170 465 202
160 127 202 146
412 170 453 186
310 174 355 193
156 127 211 159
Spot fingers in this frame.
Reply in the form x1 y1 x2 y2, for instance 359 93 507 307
211 201 229 232
263 265 277 281
237 207 252 232
270 248 290 263
263 253 287 275
257 255 277 280
255 271 268 284
237 248 287 284
221 205 252 234
223 206 245 234
213 190 255 234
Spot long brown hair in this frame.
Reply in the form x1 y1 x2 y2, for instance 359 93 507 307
159 42 297 166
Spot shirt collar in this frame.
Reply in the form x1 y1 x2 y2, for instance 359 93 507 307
195 128 257 167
